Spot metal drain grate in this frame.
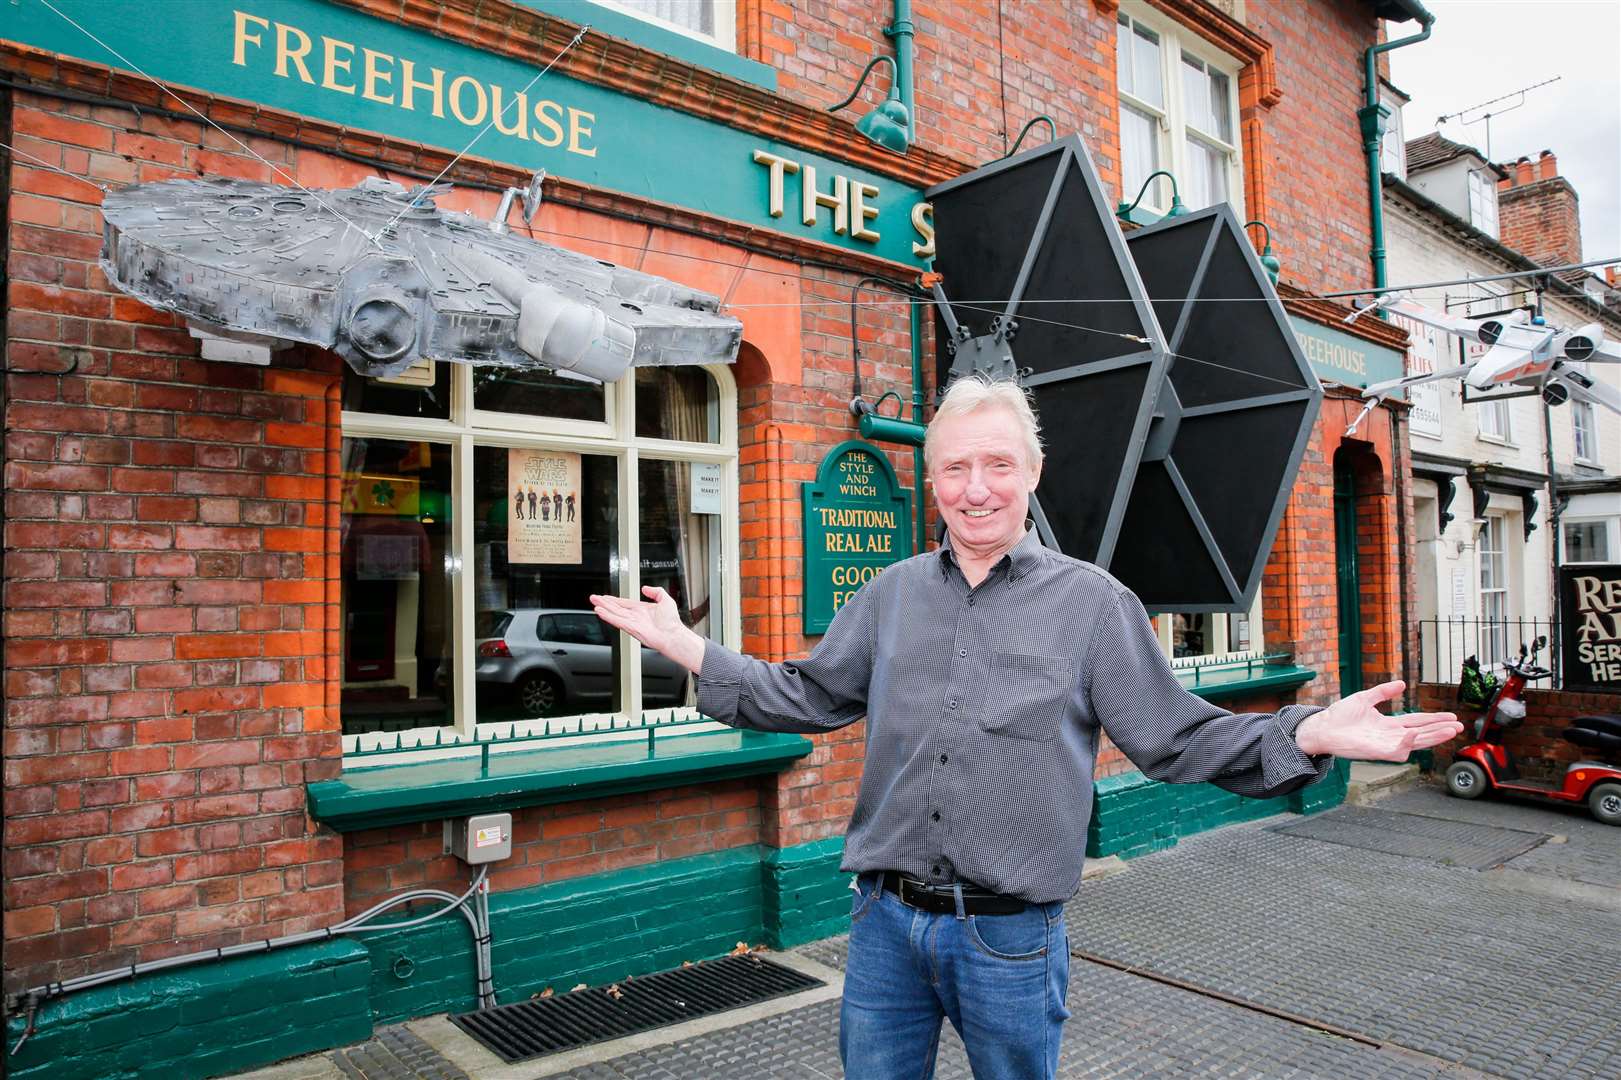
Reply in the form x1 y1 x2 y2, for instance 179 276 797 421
450 954 825 1063
1269 806 1549 870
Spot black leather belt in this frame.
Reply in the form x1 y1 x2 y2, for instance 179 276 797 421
878 871 1027 915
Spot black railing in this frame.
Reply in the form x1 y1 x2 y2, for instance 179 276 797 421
1417 617 1557 686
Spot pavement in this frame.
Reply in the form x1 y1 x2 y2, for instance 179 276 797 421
235 780 1621 1080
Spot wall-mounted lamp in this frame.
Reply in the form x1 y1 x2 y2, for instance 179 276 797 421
1244 219 1282 285
1116 169 1187 222
1004 115 1057 158
827 55 911 154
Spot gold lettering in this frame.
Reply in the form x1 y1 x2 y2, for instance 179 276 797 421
321 36 357 95
532 99 565 146
361 48 395 104
751 149 800 219
232 11 269 67
399 59 446 118
850 181 881 242
275 22 316 84
490 86 528 139
567 108 597 157
449 75 488 126
912 202 936 258
1574 574 1604 612
801 165 849 234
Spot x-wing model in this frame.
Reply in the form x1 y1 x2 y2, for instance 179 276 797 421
1342 294 1621 433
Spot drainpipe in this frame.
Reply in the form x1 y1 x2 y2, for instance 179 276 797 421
910 298 926 554
885 0 916 140
1359 4 1434 290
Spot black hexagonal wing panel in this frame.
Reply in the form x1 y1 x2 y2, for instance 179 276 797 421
1116 206 1323 611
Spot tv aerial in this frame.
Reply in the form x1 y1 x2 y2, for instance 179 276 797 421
924 136 1322 612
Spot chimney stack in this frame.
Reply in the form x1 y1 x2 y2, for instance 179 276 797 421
1606 265 1619 289
1497 148 1582 269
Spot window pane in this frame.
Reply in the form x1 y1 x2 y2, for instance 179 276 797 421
1181 53 1208 132
636 366 721 443
1171 612 1213 659
342 363 450 420
639 457 722 709
617 0 714 36
473 367 607 423
1207 69 1232 142
472 445 621 719
1574 402 1596 460
1132 24 1163 107
1121 105 1160 207
1183 137 1228 209
1116 14 1134 94
340 438 454 734
1565 521 1609 563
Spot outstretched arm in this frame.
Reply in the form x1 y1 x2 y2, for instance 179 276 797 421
591 587 706 673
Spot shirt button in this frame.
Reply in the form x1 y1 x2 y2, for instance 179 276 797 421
932 865 943 876
931 811 941 823
959 648 968 658
967 597 975 606
948 700 958 710
939 754 948 764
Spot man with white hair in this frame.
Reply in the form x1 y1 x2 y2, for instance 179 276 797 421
592 374 1459 1080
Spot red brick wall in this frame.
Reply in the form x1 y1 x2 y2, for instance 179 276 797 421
3 93 345 993
1497 151 1582 269
1417 682 1619 779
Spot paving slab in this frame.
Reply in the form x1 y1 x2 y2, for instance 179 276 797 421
1266 804 1549 869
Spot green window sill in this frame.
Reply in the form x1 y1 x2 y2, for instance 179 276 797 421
1177 662 1317 704
307 728 813 832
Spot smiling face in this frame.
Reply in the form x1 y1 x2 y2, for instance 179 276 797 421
928 404 1042 566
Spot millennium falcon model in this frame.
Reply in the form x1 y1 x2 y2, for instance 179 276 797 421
99 176 743 380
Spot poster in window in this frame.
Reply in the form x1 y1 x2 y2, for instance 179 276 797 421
508 449 581 565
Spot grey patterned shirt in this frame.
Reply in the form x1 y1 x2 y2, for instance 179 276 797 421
696 529 1330 903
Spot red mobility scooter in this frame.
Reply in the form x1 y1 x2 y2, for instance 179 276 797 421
1445 637 1621 826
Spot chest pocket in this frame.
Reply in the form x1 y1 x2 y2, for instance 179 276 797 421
982 650 1075 742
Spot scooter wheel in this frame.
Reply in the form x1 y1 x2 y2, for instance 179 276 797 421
1589 782 1621 826
1446 761 1488 800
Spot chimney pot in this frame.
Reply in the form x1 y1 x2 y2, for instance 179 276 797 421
1538 152 1558 180
1607 266 1620 288
1515 158 1534 185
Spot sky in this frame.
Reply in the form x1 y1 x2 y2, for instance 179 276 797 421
1388 0 1621 268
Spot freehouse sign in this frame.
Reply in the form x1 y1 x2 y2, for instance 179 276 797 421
803 442 913 634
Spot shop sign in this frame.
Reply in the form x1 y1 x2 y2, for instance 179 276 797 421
802 442 912 634
1388 310 1444 439
1287 317 1404 391
1561 565 1621 693
6 0 932 265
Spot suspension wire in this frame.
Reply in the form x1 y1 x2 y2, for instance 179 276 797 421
369 25 589 242
34 0 380 248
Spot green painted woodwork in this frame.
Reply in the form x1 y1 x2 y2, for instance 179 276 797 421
513 0 776 89
6 0 928 266
307 728 813 831
802 441 914 635
2 940 372 1080
763 836 851 949
1176 662 1316 703
1334 456 1365 696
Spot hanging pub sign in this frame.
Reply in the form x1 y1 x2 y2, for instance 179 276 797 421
802 442 913 634
508 449 582 565
1562 565 1621 692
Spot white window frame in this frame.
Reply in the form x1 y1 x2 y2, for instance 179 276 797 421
1478 513 1509 668
1468 168 1499 238
1572 399 1599 464
1379 90 1406 180
592 0 737 52
1156 594 1265 667
1116 2 1245 218
1563 517 1617 564
1476 397 1514 445
340 361 741 754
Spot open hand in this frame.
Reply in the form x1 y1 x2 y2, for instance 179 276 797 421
590 586 706 674
1293 680 1462 761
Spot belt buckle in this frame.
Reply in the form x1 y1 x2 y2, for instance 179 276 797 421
898 876 927 909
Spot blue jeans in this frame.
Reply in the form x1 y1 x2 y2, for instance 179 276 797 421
839 873 1071 1080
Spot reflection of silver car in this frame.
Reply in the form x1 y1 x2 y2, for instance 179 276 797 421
475 609 689 717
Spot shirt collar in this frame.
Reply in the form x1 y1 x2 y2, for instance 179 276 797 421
937 525 1044 583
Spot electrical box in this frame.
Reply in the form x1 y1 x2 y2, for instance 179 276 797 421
444 813 512 865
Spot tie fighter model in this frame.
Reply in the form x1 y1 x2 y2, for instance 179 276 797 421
925 136 1322 612
1343 294 1621 433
